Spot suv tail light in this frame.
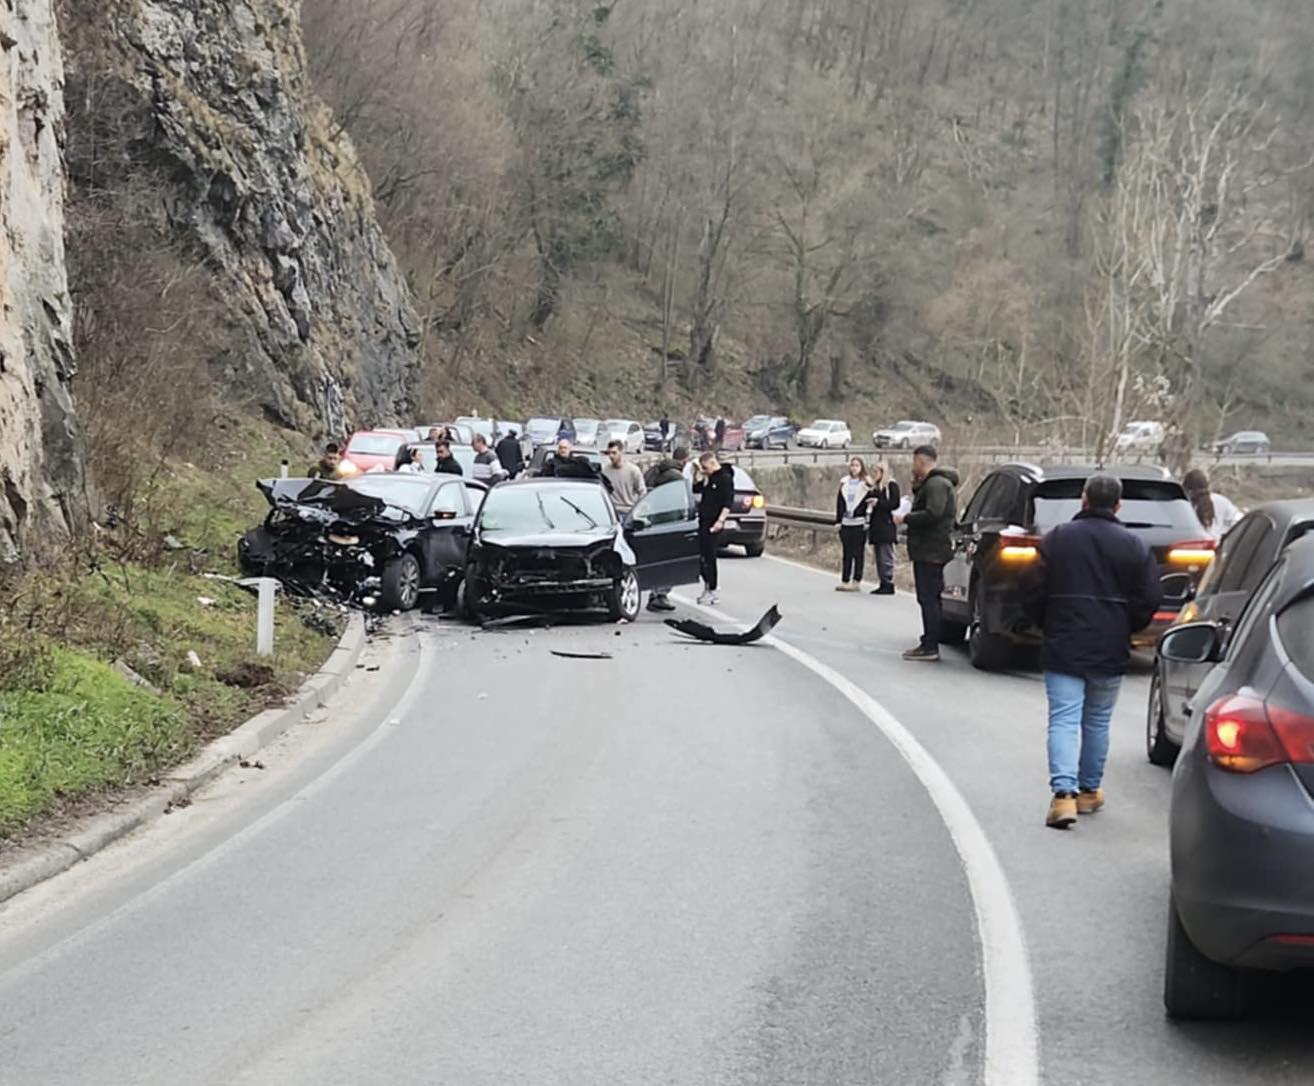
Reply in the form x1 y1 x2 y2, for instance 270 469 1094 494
998 530 1041 563
1167 539 1216 568
1204 692 1314 773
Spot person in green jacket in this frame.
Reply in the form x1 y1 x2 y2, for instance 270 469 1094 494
894 445 959 661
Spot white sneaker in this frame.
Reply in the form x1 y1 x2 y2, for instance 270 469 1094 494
696 591 712 606
707 591 720 606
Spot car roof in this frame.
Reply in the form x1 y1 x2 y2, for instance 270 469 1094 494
1248 497 1314 528
995 462 1175 483
498 476 606 491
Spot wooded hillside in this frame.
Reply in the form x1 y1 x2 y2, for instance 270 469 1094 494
302 0 1314 455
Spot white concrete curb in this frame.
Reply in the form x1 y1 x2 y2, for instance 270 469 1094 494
0 614 369 905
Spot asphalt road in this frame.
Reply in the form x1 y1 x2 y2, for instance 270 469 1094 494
1 557 1312 1083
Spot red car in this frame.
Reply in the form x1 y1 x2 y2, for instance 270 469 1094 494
340 429 414 475
693 418 746 452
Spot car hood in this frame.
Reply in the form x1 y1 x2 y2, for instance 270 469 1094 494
477 529 618 549
257 478 415 525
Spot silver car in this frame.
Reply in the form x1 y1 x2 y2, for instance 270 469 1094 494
1148 499 1314 766
872 420 941 450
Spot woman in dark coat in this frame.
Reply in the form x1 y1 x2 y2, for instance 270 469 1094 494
867 462 901 595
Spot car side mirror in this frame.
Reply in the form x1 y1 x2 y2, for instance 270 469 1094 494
628 516 650 532
1159 622 1223 664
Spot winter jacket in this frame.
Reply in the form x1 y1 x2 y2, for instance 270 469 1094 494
835 479 874 527
645 457 686 488
495 433 524 477
543 454 598 481
434 456 464 477
472 449 507 484
693 465 735 530
1022 509 1164 677
868 481 901 545
904 467 959 564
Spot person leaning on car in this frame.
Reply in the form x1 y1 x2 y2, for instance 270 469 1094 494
893 445 959 661
1021 474 1163 831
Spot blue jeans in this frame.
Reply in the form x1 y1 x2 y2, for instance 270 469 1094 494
1045 672 1123 794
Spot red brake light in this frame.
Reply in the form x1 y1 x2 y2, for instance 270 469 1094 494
1203 692 1314 773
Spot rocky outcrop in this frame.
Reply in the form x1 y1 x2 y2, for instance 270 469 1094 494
61 0 419 436
0 0 84 562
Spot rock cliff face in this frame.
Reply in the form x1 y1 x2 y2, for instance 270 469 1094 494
0 0 84 562
63 0 420 437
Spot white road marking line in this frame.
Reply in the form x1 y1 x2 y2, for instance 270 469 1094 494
0 641 434 983
673 592 1039 1086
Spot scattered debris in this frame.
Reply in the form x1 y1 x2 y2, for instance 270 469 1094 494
163 795 193 815
550 650 614 660
238 759 266 770
215 661 277 689
665 605 782 646
196 596 217 607
163 534 186 551
112 659 160 694
185 650 203 670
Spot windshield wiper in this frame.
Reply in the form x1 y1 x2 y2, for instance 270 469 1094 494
557 496 599 529
535 490 557 530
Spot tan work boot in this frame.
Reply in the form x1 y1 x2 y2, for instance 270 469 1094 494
1077 789 1105 815
1046 793 1078 830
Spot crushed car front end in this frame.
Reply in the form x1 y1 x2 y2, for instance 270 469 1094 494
466 534 626 614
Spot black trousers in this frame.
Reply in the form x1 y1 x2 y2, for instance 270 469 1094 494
913 561 945 649
699 529 719 591
840 525 867 582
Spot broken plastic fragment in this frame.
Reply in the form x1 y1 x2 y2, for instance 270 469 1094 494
665 605 782 646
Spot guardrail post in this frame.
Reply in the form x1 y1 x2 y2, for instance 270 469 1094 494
256 578 277 657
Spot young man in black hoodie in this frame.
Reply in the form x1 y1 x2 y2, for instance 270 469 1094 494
692 451 734 606
495 429 525 478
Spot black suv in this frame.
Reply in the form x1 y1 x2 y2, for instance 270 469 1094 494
941 464 1215 670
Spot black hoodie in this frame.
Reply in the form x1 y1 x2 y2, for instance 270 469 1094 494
693 464 735 529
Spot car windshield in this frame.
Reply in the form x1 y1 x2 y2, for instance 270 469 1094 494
411 445 475 475
527 418 559 432
1032 479 1199 533
478 486 614 533
575 419 600 432
344 476 434 517
744 415 772 428
603 419 631 430
892 422 915 431
347 433 405 455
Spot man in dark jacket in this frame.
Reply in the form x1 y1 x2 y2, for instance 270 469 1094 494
1022 474 1163 830
644 447 691 612
542 439 599 481
692 451 734 606
433 442 464 476
894 445 958 661
867 469 901 595
495 430 525 478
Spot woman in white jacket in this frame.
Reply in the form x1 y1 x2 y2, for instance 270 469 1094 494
834 457 874 591
1183 468 1242 541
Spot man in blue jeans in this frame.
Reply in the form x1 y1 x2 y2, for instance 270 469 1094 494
1023 475 1163 829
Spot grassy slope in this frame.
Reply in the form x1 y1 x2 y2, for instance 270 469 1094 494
0 421 336 839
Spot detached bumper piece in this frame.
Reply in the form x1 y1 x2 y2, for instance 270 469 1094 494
666 605 782 645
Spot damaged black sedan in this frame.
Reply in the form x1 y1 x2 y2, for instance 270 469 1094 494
238 475 483 611
462 478 701 622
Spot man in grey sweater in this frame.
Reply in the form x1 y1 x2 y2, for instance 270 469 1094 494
602 440 647 515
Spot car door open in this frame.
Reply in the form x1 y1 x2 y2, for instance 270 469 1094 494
625 481 701 589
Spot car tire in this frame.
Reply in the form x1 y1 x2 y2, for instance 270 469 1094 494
968 591 1014 671
940 619 968 646
1164 895 1248 1020
380 552 421 612
1257 444 1270 457
608 567 641 622
744 541 765 558
1147 671 1180 768
459 564 487 622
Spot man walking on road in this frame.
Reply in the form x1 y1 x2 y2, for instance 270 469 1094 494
602 439 647 515
894 445 958 661
644 445 691 612
693 451 734 606
1023 474 1163 830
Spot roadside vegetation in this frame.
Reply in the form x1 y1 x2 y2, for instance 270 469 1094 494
0 422 337 839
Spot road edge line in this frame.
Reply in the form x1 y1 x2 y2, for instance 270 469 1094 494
0 614 369 907
673 593 1039 1086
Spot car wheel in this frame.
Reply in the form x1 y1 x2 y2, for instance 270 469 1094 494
608 567 641 622
459 564 488 622
1258 444 1270 457
380 552 421 612
1147 671 1180 767
743 541 765 558
968 590 1014 671
1164 894 1248 1020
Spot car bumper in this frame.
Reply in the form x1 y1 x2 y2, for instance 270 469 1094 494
1172 755 1314 969
718 517 766 547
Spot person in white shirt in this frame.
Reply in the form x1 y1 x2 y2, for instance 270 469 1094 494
1183 468 1242 541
